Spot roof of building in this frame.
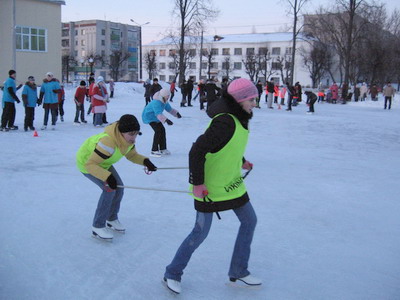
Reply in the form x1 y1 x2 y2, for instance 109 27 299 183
145 32 308 46
33 0 66 5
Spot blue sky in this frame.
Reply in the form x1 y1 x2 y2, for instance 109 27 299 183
62 0 400 44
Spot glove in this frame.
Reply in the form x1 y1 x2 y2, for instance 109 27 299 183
17 84 23 89
242 160 253 170
15 98 20 104
106 174 117 190
193 184 208 198
143 158 157 172
176 112 182 119
166 119 173 126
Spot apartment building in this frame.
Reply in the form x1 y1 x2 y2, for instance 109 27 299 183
143 32 312 85
0 0 65 83
62 20 142 82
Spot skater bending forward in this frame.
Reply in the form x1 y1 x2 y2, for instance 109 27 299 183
163 78 261 294
76 114 157 241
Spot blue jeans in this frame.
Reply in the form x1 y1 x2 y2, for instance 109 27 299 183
164 201 257 281
83 166 124 228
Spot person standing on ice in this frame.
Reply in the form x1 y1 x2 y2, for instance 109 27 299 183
76 114 157 241
1 69 22 131
142 88 182 157
163 78 261 295
38 72 61 130
91 76 108 127
73 80 88 124
22 75 39 131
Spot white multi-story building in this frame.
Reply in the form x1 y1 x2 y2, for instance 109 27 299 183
62 20 142 82
143 32 313 86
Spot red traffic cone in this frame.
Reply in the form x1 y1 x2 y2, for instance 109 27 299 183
33 130 39 137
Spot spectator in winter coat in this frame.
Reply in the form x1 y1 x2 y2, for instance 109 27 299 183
273 83 279 103
360 83 368 101
142 88 182 157
186 77 194 106
163 78 261 294
295 82 302 102
109 79 115 98
383 82 396 110
286 82 295 111
256 80 263 108
317 89 325 102
304 91 317 113
91 76 109 127
341 82 349 103
22 75 38 131
354 85 360 102
76 114 157 241
205 78 220 112
329 82 339 104
1 69 22 131
369 84 379 101
266 80 274 108
58 83 65 122
150 78 162 99
74 80 88 124
169 80 178 102
279 85 287 105
143 79 152 106
180 80 188 107
38 72 61 130
198 80 206 110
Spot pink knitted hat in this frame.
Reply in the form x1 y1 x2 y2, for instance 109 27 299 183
227 78 258 103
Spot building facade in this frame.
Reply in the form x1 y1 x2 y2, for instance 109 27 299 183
143 32 313 86
61 20 141 82
0 0 65 83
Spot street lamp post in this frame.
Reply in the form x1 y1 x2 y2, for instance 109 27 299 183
88 57 94 76
130 19 149 81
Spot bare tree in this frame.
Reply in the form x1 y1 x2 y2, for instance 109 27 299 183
258 50 274 82
144 50 157 80
172 0 219 84
300 41 332 87
222 56 233 80
106 50 131 81
284 0 308 85
242 53 259 82
61 55 76 83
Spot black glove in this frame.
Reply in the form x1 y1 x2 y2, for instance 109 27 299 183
37 99 42 106
15 98 20 104
143 158 157 171
106 174 117 190
166 119 173 126
176 112 182 119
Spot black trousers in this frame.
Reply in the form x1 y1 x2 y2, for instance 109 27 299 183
187 91 193 106
309 99 316 112
58 100 64 117
150 122 166 151
74 103 85 122
384 96 392 109
145 97 151 106
287 95 293 110
24 107 35 129
1 102 16 128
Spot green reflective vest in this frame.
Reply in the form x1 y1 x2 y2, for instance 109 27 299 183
76 132 133 173
193 113 248 202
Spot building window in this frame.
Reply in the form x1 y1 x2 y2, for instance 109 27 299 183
81 29 85 35
81 40 86 46
16 26 47 52
169 75 176 82
272 47 281 55
222 61 230 69
233 62 242 70
101 40 105 46
62 29 69 37
159 49 166 56
222 48 230 55
286 47 292 55
159 75 166 81
62 39 69 47
169 62 175 69
259 47 268 55
102 29 106 35
75 30 78 35
211 62 218 69
271 62 280 70
246 48 255 55
150 50 156 56
101 50 105 56
201 62 207 69
169 49 177 56
201 48 208 56
211 48 218 55
189 49 196 56
234 48 242 55
159 62 166 69
189 62 196 69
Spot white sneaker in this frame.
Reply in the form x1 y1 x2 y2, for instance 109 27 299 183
51 125 56 130
160 149 171 155
41 125 47 130
106 220 125 233
92 226 113 241
150 151 162 157
73 122 81 125
164 277 181 294
230 274 262 286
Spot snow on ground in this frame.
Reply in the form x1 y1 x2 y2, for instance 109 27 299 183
1 83 400 300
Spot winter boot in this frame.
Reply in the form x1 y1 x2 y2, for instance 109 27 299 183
92 226 113 241
106 220 125 233
163 277 181 294
150 151 162 157
229 274 262 286
160 149 171 155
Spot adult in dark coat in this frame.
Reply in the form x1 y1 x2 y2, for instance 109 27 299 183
304 91 317 113
150 78 162 99
205 79 220 112
186 77 194 106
